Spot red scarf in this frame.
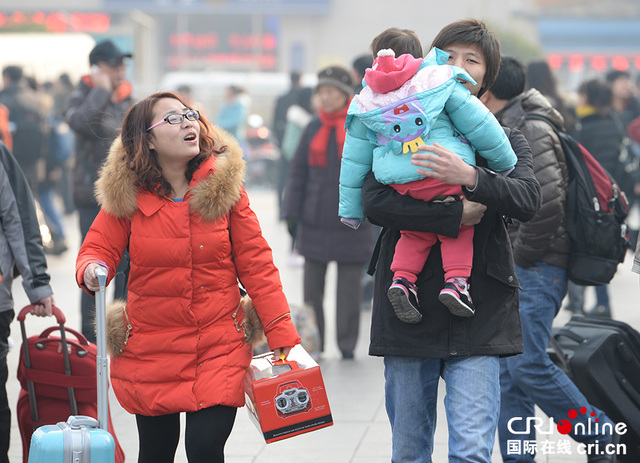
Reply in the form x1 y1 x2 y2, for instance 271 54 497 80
308 102 350 167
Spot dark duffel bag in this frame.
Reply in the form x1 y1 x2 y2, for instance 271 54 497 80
548 315 640 462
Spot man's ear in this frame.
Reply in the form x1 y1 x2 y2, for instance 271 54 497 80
479 90 493 106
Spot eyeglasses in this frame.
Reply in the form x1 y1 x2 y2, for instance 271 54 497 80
146 109 200 132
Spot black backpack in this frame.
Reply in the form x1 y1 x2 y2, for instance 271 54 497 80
527 114 632 285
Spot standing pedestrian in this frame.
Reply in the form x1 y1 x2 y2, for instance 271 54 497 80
65 39 135 342
360 19 541 462
76 92 300 463
283 66 376 359
0 141 54 463
481 55 616 463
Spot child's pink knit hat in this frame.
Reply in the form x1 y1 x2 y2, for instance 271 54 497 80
364 49 423 93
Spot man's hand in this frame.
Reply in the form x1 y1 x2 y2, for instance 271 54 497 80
83 263 108 292
91 65 112 91
461 198 487 226
32 295 54 317
411 143 478 189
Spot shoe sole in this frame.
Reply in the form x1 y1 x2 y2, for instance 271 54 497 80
387 287 422 324
438 291 475 318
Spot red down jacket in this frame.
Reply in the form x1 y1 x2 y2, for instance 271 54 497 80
76 129 300 416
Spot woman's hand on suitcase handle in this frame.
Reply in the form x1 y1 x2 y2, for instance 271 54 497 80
32 295 55 317
84 263 108 292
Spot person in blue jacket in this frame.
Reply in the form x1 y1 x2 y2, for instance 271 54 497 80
339 28 516 323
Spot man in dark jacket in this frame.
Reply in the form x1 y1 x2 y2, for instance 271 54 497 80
361 20 541 462
65 40 134 343
0 141 54 462
481 56 616 462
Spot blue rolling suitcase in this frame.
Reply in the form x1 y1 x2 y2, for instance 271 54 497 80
28 269 117 462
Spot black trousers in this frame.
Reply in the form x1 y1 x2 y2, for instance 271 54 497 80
303 259 365 354
0 310 14 463
136 405 237 463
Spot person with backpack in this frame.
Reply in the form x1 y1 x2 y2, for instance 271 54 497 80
572 79 631 318
480 56 616 463
65 40 135 343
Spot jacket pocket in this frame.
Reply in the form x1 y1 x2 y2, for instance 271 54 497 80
485 261 520 289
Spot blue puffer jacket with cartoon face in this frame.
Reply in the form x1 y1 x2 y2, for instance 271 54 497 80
339 47 517 221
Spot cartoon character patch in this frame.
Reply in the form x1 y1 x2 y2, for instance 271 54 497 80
376 96 428 154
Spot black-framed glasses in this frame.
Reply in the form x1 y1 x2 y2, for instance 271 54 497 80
147 109 200 132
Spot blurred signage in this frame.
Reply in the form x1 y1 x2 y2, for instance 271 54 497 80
0 11 110 33
548 53 640 73
161 14 278 71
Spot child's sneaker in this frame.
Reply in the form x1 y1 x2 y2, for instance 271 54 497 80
387 277 422 324
438 277 475 317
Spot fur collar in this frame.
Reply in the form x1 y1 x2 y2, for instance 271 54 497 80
95 127 246 221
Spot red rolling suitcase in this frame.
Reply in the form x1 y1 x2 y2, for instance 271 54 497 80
16 304 125 462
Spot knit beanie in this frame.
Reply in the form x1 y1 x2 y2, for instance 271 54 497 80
317 66 354 97
365 49 423 93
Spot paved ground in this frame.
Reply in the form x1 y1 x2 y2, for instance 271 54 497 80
6 187 640 462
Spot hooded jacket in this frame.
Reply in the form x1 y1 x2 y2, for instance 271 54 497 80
495 88 571 269
339 48 517 221
76 130 300 416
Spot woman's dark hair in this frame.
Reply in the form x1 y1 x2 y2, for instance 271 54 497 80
430 19 501 98
120 91 224 198
370 27 423 59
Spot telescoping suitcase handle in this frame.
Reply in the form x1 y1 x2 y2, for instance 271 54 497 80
94 267 109 432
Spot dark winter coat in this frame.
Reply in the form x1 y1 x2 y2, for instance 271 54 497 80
65 77 134 208
495 89 570 270
363 127 540 359
0 142 53 313
576 110 637 199
283 117 377 264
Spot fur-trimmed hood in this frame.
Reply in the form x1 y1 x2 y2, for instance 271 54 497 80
95 127 246 221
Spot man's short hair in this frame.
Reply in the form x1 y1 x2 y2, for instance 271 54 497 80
490 56 526 101
290 71 301 86
430 19 501 97
2 66 23 83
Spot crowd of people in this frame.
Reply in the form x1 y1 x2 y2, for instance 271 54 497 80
0 20 640 463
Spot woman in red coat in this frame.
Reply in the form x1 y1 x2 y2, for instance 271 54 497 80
76 92 300 463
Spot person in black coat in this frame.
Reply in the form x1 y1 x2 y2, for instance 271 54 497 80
360 19 541 462
282 66 376 360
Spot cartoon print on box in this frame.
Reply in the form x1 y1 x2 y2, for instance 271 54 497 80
339 47 516 222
